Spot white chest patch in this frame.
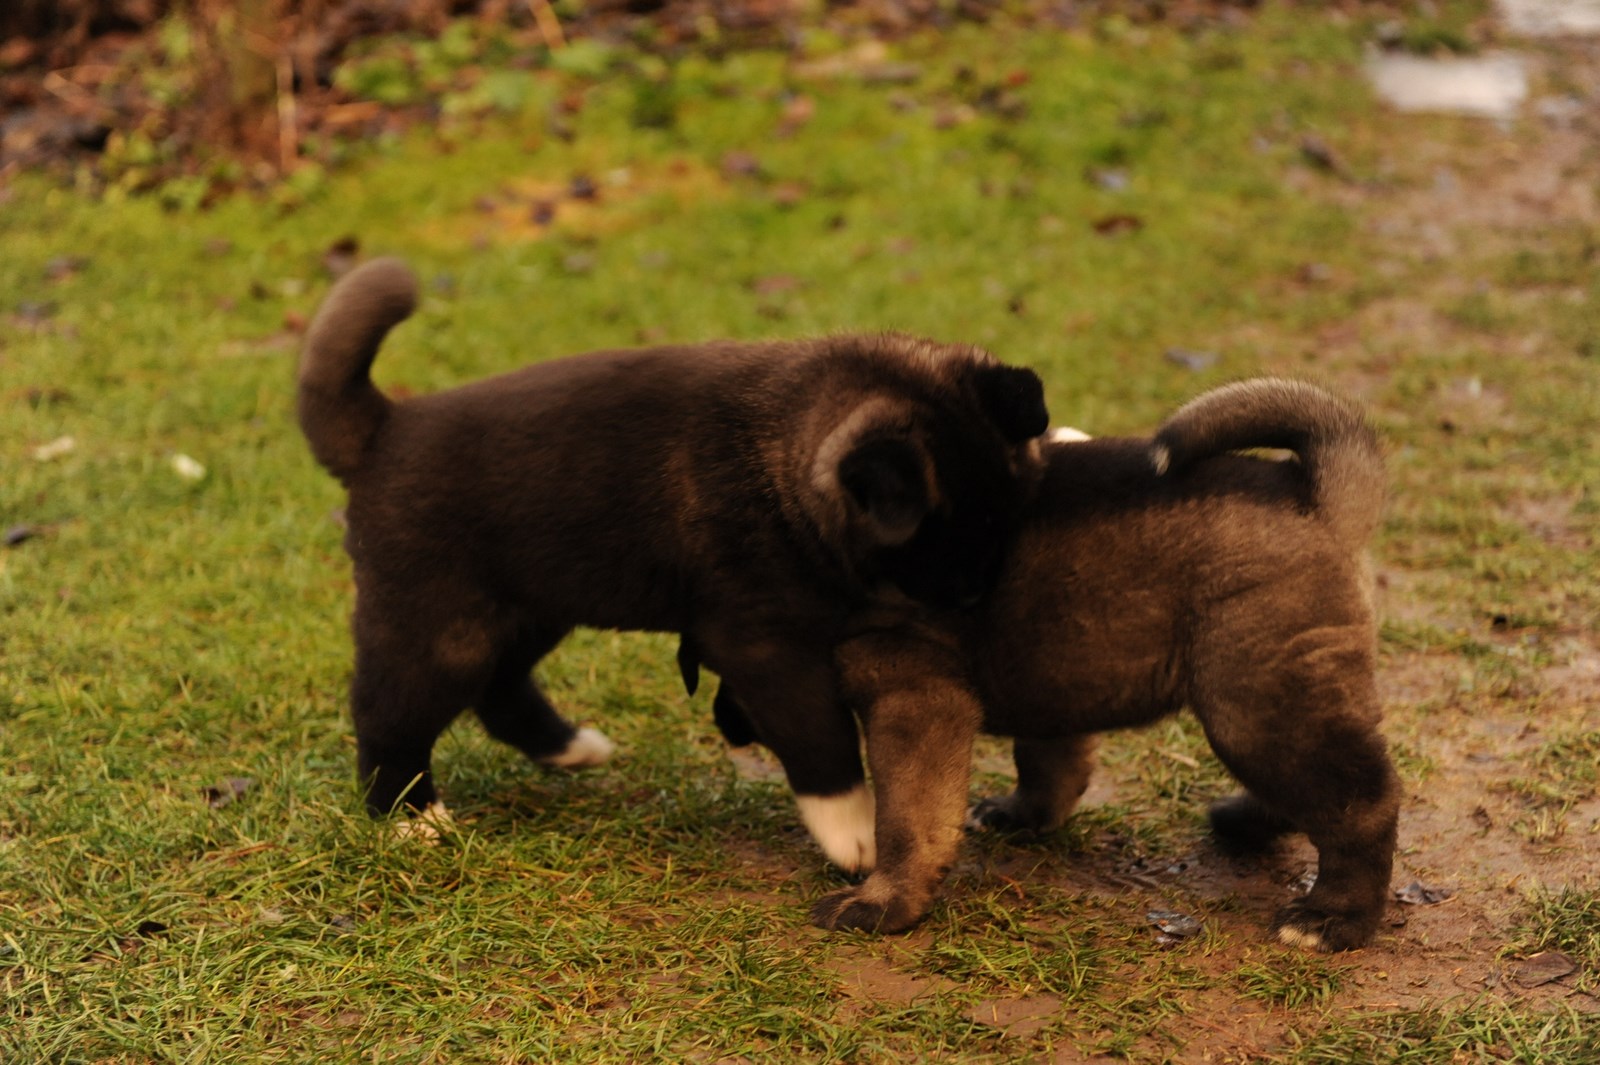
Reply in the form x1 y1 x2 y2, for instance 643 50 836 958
539 726 617 769
796 784 877 874
1047 426 1092 443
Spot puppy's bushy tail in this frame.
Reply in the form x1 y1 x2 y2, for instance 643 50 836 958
1151 379 1384 547
297 257 417 481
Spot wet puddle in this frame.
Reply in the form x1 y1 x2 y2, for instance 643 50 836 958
1366 52 1529 120
1497 0 1600 35
1366 2 1600 119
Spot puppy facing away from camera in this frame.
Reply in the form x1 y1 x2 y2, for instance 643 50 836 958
715 380 1397 951
296 257 1049 858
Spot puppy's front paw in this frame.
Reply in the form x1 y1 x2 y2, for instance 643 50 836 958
539 727 616 769
810 880 923 934
1272 899 1378 953
796 785 876 875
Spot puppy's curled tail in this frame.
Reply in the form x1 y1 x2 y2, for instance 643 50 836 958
297 257 418 481
1151 378 1384 547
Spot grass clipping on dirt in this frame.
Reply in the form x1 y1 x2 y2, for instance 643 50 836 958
3 6 1599 1063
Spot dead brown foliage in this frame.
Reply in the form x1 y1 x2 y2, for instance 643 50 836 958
0 1 1301 189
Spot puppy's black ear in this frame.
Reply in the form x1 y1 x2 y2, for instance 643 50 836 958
975 364 1049 442
838 436 931 546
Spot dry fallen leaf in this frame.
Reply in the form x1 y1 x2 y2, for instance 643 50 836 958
1147 909 1202 944
1395 880 1454 906
1508 950 1577 987
1092 213 1144 236
204 777 254 809
751 275 802 296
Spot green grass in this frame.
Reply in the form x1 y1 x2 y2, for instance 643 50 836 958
1284 1005 1600 1063
1236 954 1349 1009
1512 887 1600 981
4 2 1600 1061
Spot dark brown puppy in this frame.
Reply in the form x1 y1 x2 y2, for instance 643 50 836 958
297 257 1048 861
795 380 1398 950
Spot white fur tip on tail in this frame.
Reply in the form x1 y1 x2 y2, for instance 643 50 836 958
1048 426 1092 443
540 727 616 769
1151 444 1171 475
796 784 876 875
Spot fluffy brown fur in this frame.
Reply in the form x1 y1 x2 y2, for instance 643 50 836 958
296 257 1049 850
780 379 1397 951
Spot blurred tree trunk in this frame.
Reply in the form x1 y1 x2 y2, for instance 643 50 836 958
187 0 295 174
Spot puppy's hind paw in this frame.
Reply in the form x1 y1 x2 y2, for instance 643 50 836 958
539 727 616 769
1272 899 1378 953
966 792 1064 834
391 801 455 844
966 794 1030 833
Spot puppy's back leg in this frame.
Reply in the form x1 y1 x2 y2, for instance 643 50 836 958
353 641 473 820
1194 637 1399 952
475 629 615 769
1208 792 1297 851
353 586 527 821
968 735 1098 833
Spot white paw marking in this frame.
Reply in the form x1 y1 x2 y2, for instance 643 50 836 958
1276 924 1325 951
1047 426 1092 443
392 801 454 844
540 726 616 768
796 784 876 874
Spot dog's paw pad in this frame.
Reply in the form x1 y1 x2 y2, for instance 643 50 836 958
540 727 616 769
966 793 1056 834
392 801 454 844
966 795 1024 832
1273 900 1376 953
796 785 876 875
810 883 919 934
